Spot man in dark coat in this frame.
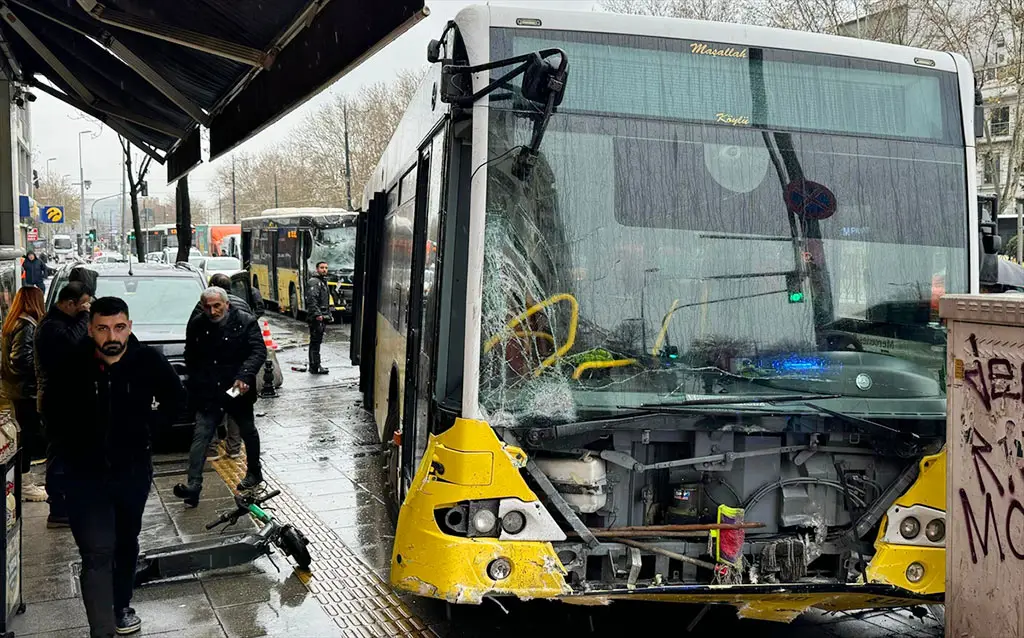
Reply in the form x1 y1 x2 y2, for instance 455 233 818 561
62 296 185 637
35 281 91 527
304 261 331 374
22 250 46 291
174 287 267 505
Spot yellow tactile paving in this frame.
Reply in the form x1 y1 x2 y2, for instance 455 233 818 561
208 444 438 637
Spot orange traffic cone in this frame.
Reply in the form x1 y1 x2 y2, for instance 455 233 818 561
261 320 279 351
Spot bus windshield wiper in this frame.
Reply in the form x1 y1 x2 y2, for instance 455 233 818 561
800 402 919 439
635 393 842 410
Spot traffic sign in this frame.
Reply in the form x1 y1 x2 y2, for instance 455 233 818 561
40 206 64 224
784 180 836 221
26 229 37 241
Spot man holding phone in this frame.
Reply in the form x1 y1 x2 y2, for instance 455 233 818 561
174 287 267 506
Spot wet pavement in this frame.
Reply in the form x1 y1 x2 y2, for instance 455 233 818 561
10 312 945 637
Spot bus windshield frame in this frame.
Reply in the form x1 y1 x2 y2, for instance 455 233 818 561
477 27 970 425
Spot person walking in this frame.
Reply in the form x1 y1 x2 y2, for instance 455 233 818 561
57 297 185 637
304 261 331 374
190 274 251 461
35 281 91 528
0 286 47 502
21 250 46 293
174 287 267 506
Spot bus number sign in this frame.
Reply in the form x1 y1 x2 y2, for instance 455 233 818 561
287 230 297 239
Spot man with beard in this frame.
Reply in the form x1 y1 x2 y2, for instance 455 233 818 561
175 287 266 506
304 260 331 374
59 297 185 637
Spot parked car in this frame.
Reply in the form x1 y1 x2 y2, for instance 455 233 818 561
44 261 274 449
202 256 242 279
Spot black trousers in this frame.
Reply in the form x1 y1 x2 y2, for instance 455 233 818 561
11 399 42 473
65 459 152 638
308 320 325 370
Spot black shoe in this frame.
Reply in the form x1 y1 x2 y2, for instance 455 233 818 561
311 367 329 375
172 483 200 508
116 607 142 635
236 471 263 491
46 514 69 529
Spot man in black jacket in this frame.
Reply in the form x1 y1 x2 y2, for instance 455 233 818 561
21 250 46 291
62 297 185 637
35 281 91 527
305 261 331 374
175 287 267 506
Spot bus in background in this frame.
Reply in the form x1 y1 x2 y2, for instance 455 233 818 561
240 208 358 319
127 224 197 257
350 5 981 623
196 224 242 257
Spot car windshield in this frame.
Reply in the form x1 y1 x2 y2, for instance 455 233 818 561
53 238 72 250
478 28 968 425
205 257 240 272
308 226 356 272
93 276 202 327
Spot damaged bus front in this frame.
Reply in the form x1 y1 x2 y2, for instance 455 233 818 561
358 5 978 624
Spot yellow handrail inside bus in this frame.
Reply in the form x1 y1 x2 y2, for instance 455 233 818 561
482 293 579 376
513 330 555 345
651 298 680 355
572 358 639 380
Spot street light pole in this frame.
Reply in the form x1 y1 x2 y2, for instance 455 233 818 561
78 130 89 236
45 157 56 178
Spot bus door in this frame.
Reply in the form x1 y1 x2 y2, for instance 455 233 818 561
267 227 280 303
401 130 445 483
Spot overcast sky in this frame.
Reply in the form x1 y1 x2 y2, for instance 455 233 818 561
30 0 600 212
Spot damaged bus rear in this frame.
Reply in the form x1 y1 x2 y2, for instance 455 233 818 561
350 5 978 622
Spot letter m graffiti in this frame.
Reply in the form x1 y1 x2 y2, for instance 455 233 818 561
959 488 1006 563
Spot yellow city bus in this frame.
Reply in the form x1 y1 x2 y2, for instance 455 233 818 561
241 208 358 318
350 5 980 622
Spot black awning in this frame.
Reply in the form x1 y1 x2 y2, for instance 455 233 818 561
0 0 426 182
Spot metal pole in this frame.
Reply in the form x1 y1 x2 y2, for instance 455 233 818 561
78 131 86 238
274 170 279 207
231 155 237 223
1017 200 1022 264
343 99 353 210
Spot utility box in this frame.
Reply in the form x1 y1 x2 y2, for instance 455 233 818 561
941 294 1024 637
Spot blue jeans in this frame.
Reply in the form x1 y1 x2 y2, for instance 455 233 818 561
186 404 260 490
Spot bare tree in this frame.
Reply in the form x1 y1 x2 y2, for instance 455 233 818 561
118 135 153 260
601 0 744 20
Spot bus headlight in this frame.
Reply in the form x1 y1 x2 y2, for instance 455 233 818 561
472 509 497 534
906 562 925 583
899 516 921 539
925 518 945 542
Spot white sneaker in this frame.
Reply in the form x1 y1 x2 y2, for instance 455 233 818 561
22 483 48 502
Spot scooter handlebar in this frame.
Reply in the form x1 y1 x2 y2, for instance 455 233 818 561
204 489 283 529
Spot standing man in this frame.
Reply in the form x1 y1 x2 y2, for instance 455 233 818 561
35 281 91 528
174 287 267 506
305 261 331 374
21 250 46 292
60 297 185 637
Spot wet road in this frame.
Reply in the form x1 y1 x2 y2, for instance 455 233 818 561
257 314 944 638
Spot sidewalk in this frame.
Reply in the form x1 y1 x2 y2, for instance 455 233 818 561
10 454 336 638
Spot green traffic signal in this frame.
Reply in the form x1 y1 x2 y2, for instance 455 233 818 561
788 291 805 303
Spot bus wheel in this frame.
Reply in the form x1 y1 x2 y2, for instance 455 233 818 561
289 286 300 320
383 400 401 524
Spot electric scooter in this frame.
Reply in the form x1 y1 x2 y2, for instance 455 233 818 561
135 488 311 586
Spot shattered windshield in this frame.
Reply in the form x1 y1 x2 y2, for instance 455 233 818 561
478 28 968 426
308 226 357 272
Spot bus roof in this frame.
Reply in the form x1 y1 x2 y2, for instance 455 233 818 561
467 4 965 71
240 208 357 229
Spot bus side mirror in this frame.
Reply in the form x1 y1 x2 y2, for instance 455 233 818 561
521 53 567 106
976 105 985 138
981 221 1002 254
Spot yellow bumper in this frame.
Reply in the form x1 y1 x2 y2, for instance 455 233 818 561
390 418 570 603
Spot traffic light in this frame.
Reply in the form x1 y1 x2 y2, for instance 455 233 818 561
139 180 148 197
32 170 38 189
785 272 805 303
88 229 96 241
